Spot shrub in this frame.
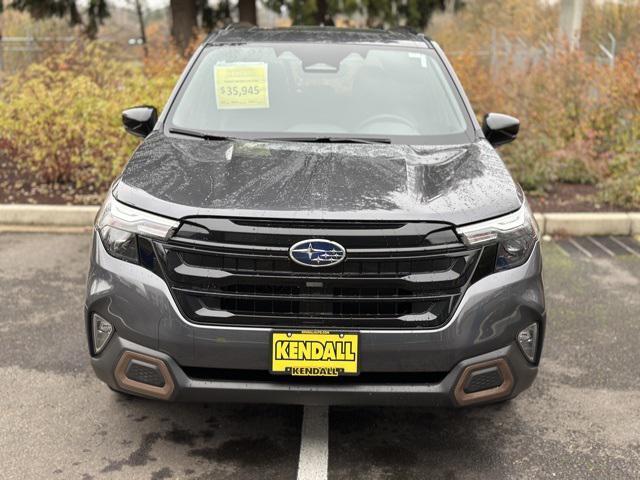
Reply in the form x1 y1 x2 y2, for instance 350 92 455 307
0 41 182 188
429 0 640 207
600 146 640 210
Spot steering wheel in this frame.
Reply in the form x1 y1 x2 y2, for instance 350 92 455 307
356 113 416 132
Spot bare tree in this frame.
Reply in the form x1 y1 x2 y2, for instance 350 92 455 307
133 0 147 56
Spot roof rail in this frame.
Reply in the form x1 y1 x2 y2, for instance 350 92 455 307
204 29 223 44
418 32 433 44
387 26 433 44
225 22 255 30
389 26 419 35
204 23 255 44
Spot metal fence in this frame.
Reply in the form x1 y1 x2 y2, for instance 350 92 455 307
444 28 619 77
0 36 75 76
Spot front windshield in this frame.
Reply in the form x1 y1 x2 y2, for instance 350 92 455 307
168 42 473 144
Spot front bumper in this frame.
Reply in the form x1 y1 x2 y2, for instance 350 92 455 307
92 336 536 406
86 233 545 406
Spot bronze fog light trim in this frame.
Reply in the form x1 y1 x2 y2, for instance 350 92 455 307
114 351 175 400
453 358 514 407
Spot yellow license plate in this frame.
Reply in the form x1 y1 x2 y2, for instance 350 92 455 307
271 331 359 376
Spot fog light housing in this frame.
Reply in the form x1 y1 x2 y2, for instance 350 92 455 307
517 323 539 363
92 314 114 354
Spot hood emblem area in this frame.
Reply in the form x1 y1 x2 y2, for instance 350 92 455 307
289 239 346 268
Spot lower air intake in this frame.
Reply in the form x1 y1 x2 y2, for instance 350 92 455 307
463 366 503 394
125 359 166 387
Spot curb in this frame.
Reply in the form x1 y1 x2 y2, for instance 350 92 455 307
0 204 99 227
544 212 635 237
0 204 639 237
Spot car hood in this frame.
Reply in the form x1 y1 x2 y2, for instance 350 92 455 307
115 132 522 226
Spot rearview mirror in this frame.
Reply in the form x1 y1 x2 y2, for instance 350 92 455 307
482 113 519 147
122 106 158 138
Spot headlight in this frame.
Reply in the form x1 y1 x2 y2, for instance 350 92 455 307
95 191 179 263
456 201 539 271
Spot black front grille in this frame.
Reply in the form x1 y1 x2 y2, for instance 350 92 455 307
178 250 455 277
153 218 495 329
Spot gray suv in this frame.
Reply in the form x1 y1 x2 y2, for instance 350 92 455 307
86 26 544 407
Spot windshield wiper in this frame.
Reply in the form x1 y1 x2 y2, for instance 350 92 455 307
170 129 392 145
169 128 235 141
259 136 392 144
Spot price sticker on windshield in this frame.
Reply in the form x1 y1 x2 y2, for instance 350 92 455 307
214 62 269 110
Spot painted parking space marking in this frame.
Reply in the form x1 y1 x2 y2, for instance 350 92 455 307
575 237 611 257
554 241 571 257
609 236 640 258
597 236 632 256
557 237 640 260
587 236 614 257
297 406 329 480
567 238 593 258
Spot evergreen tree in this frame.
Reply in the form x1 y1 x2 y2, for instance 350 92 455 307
6 0 108 39
262 0 461 30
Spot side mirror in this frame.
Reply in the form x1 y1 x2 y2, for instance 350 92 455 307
122 106 158 138
482 113 519 147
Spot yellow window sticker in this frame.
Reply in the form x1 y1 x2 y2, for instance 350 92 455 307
214 62 269 110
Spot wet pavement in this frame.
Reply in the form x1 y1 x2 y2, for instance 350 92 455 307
1 233 639 479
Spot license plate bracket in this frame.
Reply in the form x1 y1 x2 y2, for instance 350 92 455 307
270 331 359 377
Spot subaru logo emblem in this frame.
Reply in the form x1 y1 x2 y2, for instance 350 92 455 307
289 239 346 268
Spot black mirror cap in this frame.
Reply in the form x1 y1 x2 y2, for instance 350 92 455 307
482 113 520 147
122 106 158 138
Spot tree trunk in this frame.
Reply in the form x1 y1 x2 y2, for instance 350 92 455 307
134 0 148 57
170 0 198 53
238 0 256 24
316 0 328 25
0 0 4 74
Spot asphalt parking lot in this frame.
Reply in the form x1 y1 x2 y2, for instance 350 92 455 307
1 233 639 480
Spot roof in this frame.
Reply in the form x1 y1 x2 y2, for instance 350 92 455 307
205 26 432 48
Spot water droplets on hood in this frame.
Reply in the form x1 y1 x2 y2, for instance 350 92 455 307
117 133 520 226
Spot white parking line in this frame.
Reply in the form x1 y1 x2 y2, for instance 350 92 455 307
555 242 570 257
587 236 614 257
609 236 640 258
568 238 593 258
297 406 329 480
